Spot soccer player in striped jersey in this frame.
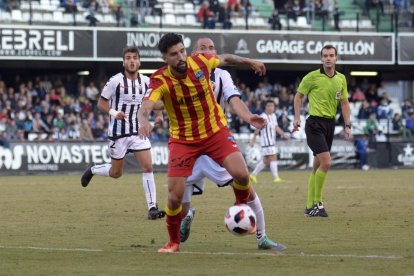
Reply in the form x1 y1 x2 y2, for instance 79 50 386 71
248 100 290 184
138 33 286 253
293 45 352 217
179 37 286 251
81 46 165 220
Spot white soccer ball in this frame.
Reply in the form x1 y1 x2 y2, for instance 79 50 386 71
224 204 256 236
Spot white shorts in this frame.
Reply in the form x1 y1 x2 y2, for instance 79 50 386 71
108 135 151 159
183 155 233 203
261 145 277 156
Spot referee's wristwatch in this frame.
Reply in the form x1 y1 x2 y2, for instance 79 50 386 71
345 124 352 129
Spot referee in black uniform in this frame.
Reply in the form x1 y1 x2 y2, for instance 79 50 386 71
293 45 352 217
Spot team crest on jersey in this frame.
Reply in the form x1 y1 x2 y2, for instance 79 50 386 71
335 91 342 100
195 70 205 80
227 135 236 144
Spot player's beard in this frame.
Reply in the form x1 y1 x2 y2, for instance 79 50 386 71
174 61 187 74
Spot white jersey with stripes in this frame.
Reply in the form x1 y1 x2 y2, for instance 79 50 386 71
101 72 149 140
259 112 278 147
211 68 240 110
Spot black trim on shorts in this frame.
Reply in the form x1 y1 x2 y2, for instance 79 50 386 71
218 179 233 187
127 147 151 153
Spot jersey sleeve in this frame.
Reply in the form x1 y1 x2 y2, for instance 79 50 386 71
198 53 220 72
101 75 117 100
146 76 165 102
220 70 240 103
297 73 312 96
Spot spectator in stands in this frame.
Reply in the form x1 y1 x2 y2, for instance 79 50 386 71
269 9 282 30
277 113 291 133
365 84 380 113
217 2 232 29
115 6 125 27
53 109 66 131
86 81 100 103
333 1 341 31
392 113 412 140
242 0 253 16
355 134 369 170
0 131 9 148
86 0 100 26
401 99 414 119
278 86 291 110
377 98 393 119
197 1 216 29
209 0 220 13
406 111 414 136
32 112 51 134
64 0 78 25
227 0 241 13
254 82 269 100
364 112 379 138
79 118 94 141
351 87 366 102
249 100 264 115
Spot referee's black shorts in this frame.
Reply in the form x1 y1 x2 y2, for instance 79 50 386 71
305 115 336 156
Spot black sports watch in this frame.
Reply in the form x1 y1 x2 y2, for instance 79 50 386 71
345 124 351 129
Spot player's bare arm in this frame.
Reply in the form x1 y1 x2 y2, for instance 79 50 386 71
293 92 304 132
341 99 352 140
218 54 266 76
248 129 260 147
153 100 165 110
229 97 266 129
138 99 156 139
276 126 290 140
97 96 125 120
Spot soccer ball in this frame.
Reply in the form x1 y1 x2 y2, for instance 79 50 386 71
224 204 256 236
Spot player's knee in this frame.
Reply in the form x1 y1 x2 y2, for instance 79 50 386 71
233 171 249 185
110 169 123 178
168 197 182 209
141 165 153 173
320 160 331 171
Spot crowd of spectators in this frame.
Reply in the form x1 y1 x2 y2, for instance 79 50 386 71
1 0 414 30
0 72 413 148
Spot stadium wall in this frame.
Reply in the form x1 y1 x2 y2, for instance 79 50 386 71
1 140 413 175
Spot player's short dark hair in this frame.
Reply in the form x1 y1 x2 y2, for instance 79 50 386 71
320 45 337 56
158 33 183 54
265 99 276 106
122 46 140 60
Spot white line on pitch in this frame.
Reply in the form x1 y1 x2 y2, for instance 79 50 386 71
0 245 103 252
0 245 404 259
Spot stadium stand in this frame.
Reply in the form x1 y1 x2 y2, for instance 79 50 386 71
0 0 413 31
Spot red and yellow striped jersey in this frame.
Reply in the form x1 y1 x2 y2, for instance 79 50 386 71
146 53 227 141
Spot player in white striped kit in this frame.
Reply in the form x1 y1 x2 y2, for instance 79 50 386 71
81 46 165 220
249 100 290 184
180 38 286 251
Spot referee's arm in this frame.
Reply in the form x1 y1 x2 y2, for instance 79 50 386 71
293 92 305 131
341 99 352 140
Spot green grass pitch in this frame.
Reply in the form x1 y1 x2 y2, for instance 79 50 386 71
0 169 413 275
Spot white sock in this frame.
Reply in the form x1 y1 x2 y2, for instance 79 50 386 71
91 163 111 177
270 160 279 178
143 172 157 210
252 161 266 176
246 193 265 241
